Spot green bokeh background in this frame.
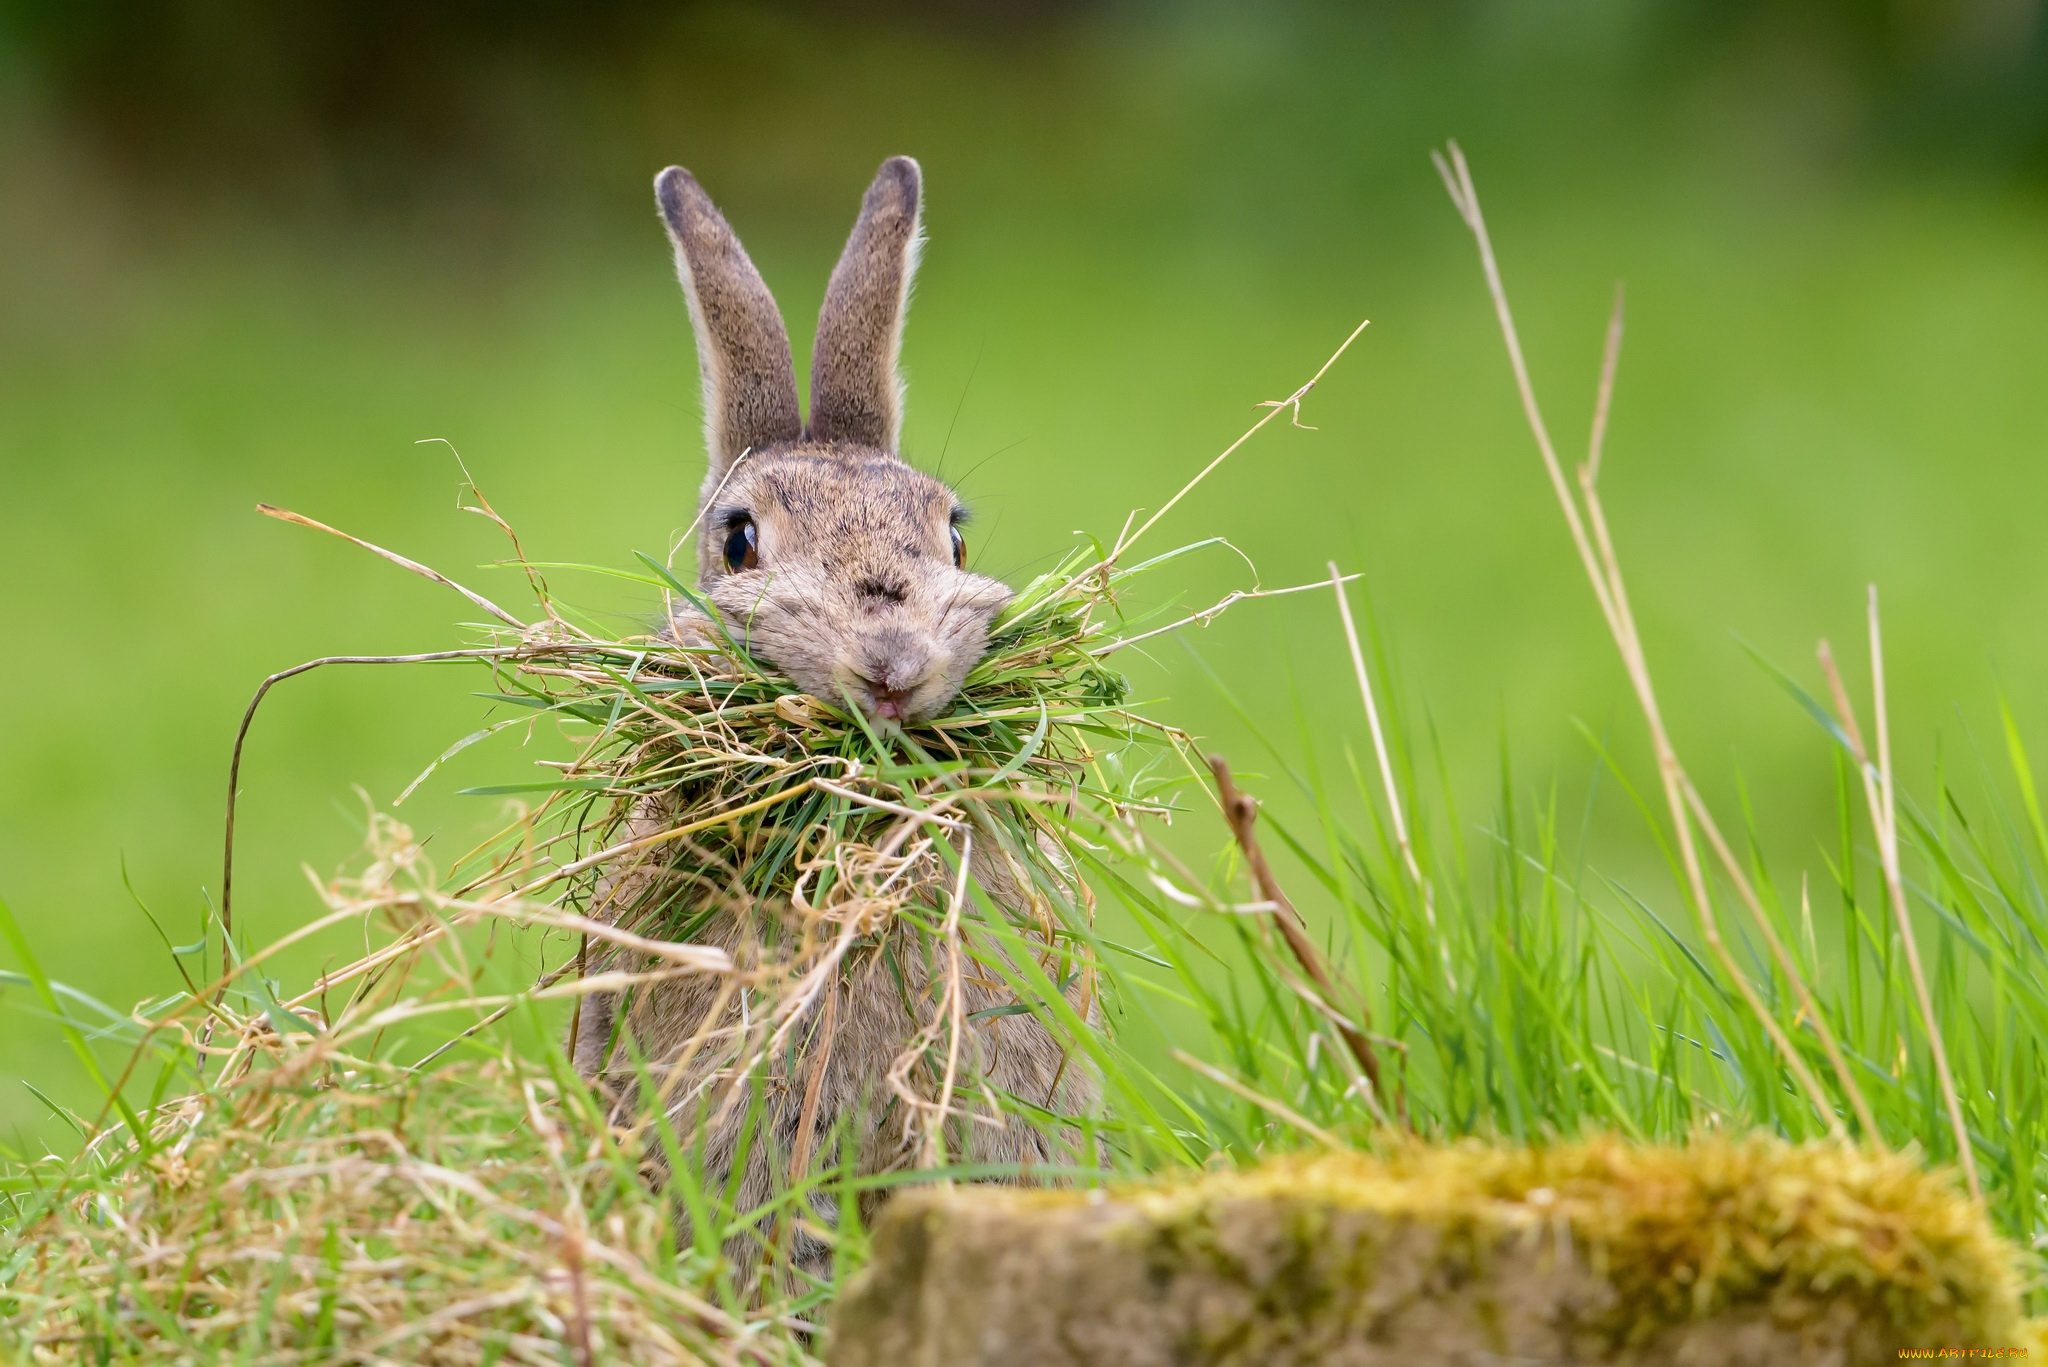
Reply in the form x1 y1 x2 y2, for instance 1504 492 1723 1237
2 1 2046 1146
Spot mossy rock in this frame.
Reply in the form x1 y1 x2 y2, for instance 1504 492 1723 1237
830 1137 2033 1366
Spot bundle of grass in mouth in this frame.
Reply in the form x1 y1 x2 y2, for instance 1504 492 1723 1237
515 533 1159 1288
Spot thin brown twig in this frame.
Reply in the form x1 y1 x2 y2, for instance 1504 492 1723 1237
1587 282 1625 485
1208 755 1394 1126
220 648 540 983
1433 148 1620 638
419 437 560 624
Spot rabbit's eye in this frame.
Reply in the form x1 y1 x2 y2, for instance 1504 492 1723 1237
724 520 758 573
950 525 966 570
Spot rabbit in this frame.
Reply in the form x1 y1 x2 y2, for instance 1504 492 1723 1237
569 157 1098 1286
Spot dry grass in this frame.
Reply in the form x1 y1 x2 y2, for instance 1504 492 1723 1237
9 1053 785 1366
2 810 808 1365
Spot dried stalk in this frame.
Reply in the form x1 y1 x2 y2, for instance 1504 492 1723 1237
1113 319 1370 559
221 647 541 979
1327 562 1452 996
1208 755 1393 1125
1098 572 1362 657
886 832 978 1167
1436 140 1868 1138
1817 609 1980 1199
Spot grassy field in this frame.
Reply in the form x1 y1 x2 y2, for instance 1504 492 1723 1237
3 0 2048 1282
7 264 2048 1349
10 311 2048 1348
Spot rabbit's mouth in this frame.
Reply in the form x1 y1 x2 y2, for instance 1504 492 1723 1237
842 671 946 725
833 647 957 724
864 684 916 722
829 624 960 725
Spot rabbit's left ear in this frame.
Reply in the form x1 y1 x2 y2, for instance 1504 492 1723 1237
807 157 923 452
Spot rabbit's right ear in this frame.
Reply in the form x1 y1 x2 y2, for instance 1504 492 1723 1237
807 157 923 452
656 167 802 480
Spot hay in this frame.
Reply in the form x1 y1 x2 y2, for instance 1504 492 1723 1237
5 1052 788 1366
0 809 807 1365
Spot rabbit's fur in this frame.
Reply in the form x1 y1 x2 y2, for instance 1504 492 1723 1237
570 158 1096 1280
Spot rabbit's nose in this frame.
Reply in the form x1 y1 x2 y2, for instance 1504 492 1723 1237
848 629 941 720
854 629 935 689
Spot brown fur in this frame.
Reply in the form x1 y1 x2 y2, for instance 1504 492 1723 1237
572 158 1097 1280
656 167 802 475
808 156 922 450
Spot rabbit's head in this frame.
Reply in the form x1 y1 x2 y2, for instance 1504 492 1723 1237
656 157 1009 725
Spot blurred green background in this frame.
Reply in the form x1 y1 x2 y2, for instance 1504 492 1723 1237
3 0 2047 1146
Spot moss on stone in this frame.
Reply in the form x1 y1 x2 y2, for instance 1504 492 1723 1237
830 1136 2032 1366
1121 1137 2024 1350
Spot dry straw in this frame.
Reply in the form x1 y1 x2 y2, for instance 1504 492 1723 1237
1430 142 1919 1157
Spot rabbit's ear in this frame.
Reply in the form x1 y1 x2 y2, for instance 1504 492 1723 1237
807 156 923 452
656 167 803 478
